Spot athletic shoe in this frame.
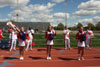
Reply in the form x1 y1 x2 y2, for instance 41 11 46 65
69 48 72 50
9 49 11 52
78 57 81 61
81 57 85 60
65 48 67 50
20 57 24 61
25 49 28 51
49 57 52 60
88 48 92 50
30 49 33 51
14 49 16 51
47 57 49 60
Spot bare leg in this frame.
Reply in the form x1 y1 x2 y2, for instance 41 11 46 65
78 47 81 55
47 45 49 57
19 47 22 57
68 39 71 49
64 39 67 49
19 46 25 57
78 47 81 61
49 45 52 57
81 47 84 57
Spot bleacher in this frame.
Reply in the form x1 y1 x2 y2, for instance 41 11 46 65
0 22 50 31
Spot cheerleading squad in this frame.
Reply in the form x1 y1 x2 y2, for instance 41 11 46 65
0 25 94 61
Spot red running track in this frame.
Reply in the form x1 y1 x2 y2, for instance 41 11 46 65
0 47 100 67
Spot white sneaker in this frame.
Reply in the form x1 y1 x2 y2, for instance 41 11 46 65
14 49 16 51
88 48 91 50
81 57 85 60
69 48 72 50
20 57 24 61
30 49 33 51
9 50 11 52
65 48 67 50
47 57 49 60
49 57 52 60
78 57 81 61
25 49 28 51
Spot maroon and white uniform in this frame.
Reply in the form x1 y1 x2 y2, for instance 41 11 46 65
76 32 87 47
86 30 94 48
45 30 55 45
0 28 3 40
26 29 34 51
9 30 17 51
63 29 71 49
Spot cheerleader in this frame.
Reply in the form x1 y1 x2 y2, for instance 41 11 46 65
25 27 34 51
0 28 3 40
17 27 26 60
63 26 71 50
86 27 94 49
45 25 55 60
76 26 87 61
9 28 17 51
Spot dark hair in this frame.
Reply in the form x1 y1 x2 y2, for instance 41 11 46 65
47 25 51 31
88 27 91 30
79 26 83 32
65 26 67 29
29 26 32 30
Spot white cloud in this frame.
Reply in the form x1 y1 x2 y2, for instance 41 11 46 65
72 0 100 19
0 18 9 21
78 0 100 10
8 2 65 24
75 16 100 26
52 0 65 3
28 3 56 14
53 12 69 18
0 0 66 26
73 10 96 16
47 2 56 8
0 0 30 8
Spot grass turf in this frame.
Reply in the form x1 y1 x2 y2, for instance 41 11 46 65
2 33 100 48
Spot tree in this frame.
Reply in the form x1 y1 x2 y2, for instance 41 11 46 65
87 23 95 30
96 22 100 30
77 23 83 29
57 23 64 30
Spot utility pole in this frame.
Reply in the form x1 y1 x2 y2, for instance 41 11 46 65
16 0 19 22
65 0 67 26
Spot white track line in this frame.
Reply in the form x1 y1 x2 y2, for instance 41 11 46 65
84 66 100 67
0 59 100 62
0 54 100 57
13 54 100 56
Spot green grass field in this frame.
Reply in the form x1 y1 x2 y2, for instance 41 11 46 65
3 33 100 48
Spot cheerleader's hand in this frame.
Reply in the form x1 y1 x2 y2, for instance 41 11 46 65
2 36 4 38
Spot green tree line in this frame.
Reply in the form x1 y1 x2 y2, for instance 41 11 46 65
54 22 100 30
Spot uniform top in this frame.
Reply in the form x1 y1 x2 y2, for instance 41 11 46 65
27 29 34 39
8 29 12 33
52 29 55 34
0 28 2 35
9 30 17 40
63 29 70 39
45 30 55 40
86 30 94 39
0 28 2 40
17 32 26 40
76 31 87 42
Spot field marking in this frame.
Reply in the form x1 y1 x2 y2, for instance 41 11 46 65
0 54 99 57
84 66 100 67
0 59 100 63
12 54 100 56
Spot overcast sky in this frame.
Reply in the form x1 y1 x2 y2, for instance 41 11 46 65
0 0 100 27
